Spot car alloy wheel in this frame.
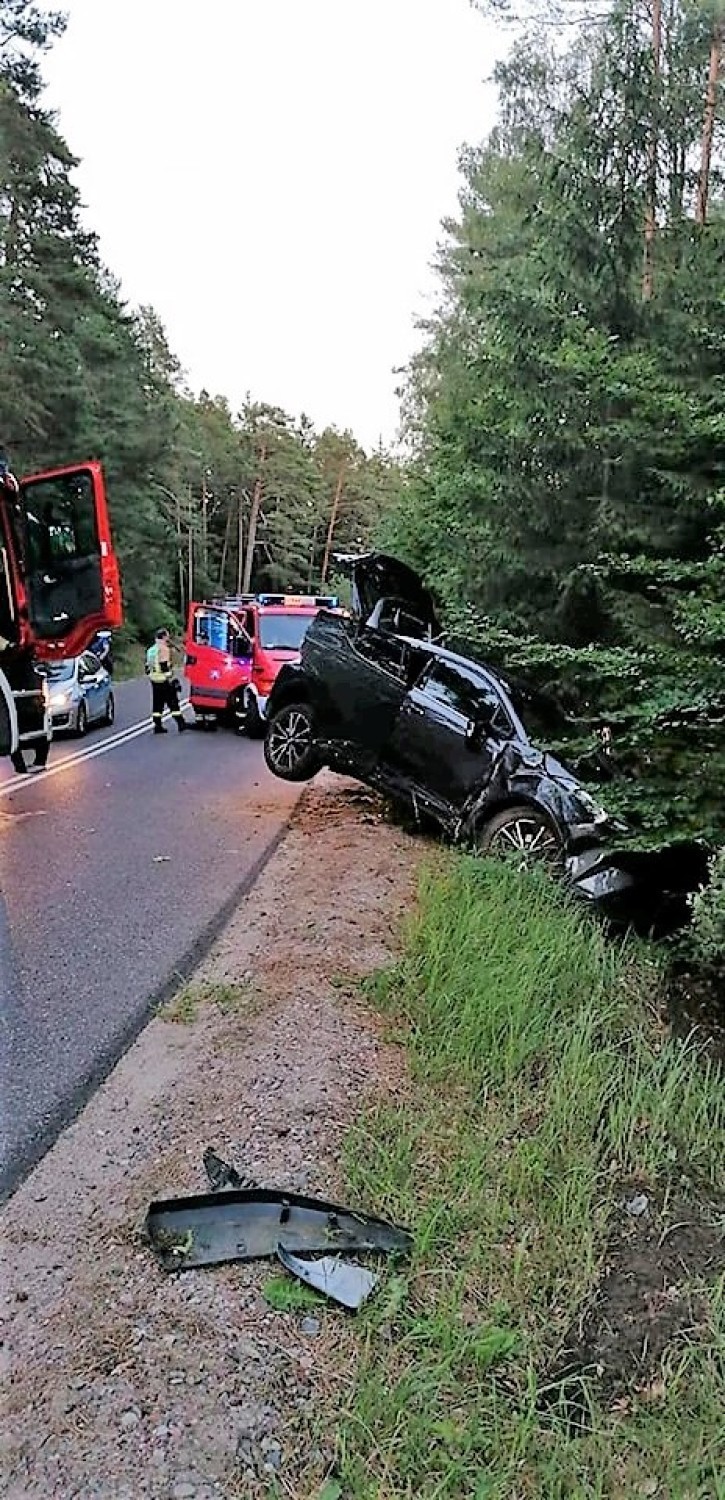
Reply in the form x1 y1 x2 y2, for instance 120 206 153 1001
106 693 115 725
76 702 88 737
480 804 562 868
264 702 321 782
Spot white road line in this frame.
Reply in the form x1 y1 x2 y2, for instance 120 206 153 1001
0 700 191 800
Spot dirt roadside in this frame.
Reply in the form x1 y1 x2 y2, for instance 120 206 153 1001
1 775 423 1500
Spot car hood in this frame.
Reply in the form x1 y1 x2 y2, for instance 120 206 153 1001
332 551 441 636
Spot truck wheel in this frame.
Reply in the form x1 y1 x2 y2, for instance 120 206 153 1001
264 702 321 782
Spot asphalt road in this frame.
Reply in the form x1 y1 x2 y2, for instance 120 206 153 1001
0 676 302 1201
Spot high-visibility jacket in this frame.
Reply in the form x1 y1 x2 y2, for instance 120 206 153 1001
145 643 173 683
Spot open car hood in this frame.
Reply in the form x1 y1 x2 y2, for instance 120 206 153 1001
333 551 441 637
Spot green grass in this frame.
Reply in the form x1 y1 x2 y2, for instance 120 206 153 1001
264 1276 322 1313
336 857 725 1499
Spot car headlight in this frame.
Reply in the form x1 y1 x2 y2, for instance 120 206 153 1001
50 691 69 707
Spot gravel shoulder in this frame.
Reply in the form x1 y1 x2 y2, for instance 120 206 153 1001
1 775 422 1499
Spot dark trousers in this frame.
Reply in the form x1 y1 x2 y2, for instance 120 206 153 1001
151 679 185 731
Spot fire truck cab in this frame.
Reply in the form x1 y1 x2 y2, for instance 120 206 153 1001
184 592 340 737
0 459 123 767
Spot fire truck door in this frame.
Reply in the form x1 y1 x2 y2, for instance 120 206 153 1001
18 461 122 657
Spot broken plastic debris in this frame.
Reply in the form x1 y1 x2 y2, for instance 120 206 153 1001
203 1147 258 1193
145 1186 412 1272
152 855 171 863
276 1244 379 1311
625 1193 649 1218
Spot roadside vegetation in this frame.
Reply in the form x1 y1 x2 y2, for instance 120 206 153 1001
339 856 724 1499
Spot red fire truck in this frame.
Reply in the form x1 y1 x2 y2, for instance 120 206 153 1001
0 459 122 770
184 592 341 736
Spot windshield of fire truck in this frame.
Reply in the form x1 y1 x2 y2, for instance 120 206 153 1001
257 612 313 652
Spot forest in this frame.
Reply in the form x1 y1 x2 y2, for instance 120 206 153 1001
1 0 723 855
0 1 405 639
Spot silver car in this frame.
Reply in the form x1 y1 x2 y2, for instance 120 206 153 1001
42 651 115 736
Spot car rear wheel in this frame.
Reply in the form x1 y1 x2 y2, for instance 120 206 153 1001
264 702 322 782
105 693 115 726
76 702 88 738
477 805 563 866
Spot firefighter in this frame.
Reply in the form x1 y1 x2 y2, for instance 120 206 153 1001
145 628 187 734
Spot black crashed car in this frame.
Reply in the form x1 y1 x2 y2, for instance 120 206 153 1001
263 553 708 926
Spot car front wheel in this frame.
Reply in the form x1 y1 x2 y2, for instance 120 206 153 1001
76 702 88 738
264 702 322 782
105 693 115 726
477 804 563 865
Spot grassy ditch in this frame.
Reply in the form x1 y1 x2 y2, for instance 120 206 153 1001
339 857 724 1499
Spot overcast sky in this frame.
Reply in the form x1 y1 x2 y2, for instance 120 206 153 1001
42 0 503 450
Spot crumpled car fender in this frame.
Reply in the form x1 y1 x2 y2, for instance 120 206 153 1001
456 743 576 847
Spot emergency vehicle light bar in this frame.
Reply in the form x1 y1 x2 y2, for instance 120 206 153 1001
256 593 339 609
206 592 339 611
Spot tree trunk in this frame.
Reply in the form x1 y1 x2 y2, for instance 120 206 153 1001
175 490 185 616
320 464 346 585
307 520 320 590
201 472 209 576
236 490 245 594
642 0 662 301
187 485 194 605
218 494 233 589
242 445 267 593
695 16 723 227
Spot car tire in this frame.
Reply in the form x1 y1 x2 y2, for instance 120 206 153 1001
477 804 563 864
244 693 266 740
76 702 88 738
264 702 322 782
105 693 115 726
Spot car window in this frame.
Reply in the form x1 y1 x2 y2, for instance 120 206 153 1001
193 609 229 650
422 660 512 733
42 659 75 682
355 625 412 683
22 472 99 568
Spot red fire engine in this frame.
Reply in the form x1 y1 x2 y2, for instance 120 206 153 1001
184 592 341 736
1 459 123 769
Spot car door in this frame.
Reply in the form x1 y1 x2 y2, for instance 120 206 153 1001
185 606 242 705
388 658 513 808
